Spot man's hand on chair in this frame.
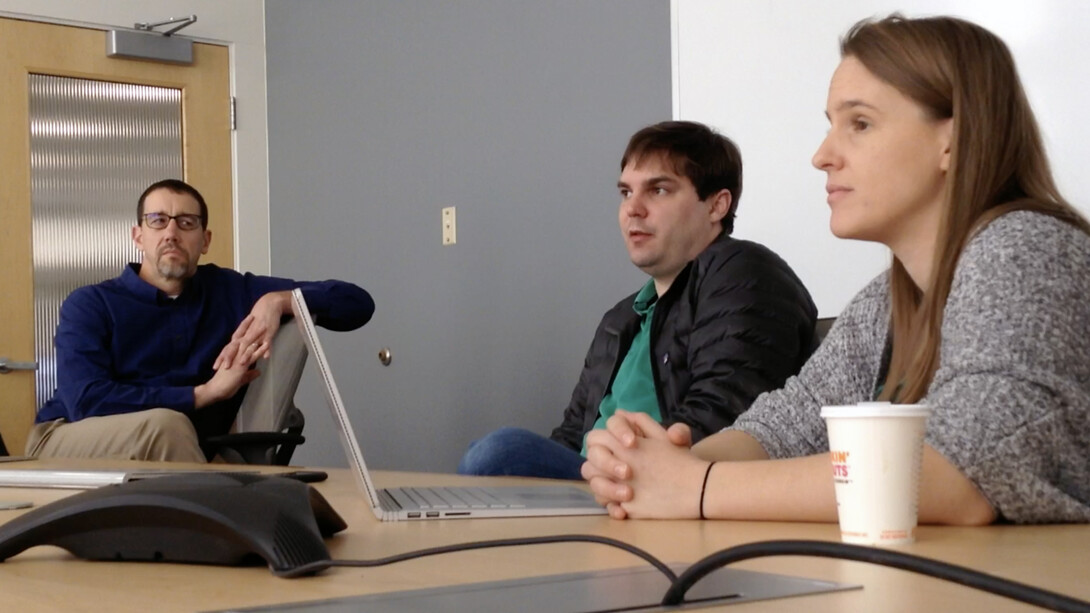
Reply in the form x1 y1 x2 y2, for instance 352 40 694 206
213 291 293 370
195 342 263 409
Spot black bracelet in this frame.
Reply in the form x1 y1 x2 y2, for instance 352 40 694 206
699 461 716 520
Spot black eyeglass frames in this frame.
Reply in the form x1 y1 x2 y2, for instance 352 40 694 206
142 213 203 231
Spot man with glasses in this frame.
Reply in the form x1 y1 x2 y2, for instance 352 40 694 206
26 179 375 462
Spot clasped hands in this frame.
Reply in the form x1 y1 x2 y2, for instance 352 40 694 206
581 410 711 520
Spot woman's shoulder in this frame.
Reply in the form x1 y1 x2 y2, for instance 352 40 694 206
964 209 1090 261
946 210 1090 339
956 210 1090 291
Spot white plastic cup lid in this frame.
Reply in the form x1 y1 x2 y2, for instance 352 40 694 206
820 403 930 419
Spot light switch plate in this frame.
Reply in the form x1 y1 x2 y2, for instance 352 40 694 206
442 206 456 245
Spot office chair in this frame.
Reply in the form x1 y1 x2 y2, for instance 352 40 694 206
814 317 837 347
204 320 309 465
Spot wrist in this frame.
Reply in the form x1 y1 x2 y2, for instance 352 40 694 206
193 383 217 409
698 461 717 520
272 290 293 316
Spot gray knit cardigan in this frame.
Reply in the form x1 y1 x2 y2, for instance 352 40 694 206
731 211 1090 523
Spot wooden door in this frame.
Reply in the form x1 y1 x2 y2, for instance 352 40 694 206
0 17 232 454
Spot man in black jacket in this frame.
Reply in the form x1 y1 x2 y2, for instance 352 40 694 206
458 121 816 479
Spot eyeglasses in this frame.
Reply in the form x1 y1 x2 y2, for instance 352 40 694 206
142 212 203 231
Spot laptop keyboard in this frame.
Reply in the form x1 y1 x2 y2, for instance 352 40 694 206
385 486 527 510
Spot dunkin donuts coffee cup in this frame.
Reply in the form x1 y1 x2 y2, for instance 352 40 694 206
820 402 930 546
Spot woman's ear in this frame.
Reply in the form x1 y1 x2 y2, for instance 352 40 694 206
938 118 954 173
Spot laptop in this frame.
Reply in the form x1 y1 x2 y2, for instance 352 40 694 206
0 466 327 490
290 288 606 521
0 464 257 488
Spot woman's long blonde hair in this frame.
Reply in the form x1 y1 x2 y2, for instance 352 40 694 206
841 15 1090 402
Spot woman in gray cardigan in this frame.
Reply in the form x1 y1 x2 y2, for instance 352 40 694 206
582 14 1090 525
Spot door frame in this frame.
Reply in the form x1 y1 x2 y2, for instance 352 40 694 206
0 15 234 453
0 2 271 274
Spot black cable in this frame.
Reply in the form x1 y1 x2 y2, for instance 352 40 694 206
283 534 1089 612
280 534 678 582
660 539 1090 613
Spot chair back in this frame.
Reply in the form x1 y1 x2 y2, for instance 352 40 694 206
235 322 308 435
813 317 836 348
208 320 309 464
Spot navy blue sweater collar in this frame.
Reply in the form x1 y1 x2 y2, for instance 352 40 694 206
121 263 208 305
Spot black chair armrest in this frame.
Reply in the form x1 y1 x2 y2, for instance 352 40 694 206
204 432 306 465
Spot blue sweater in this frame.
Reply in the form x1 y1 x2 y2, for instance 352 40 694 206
37 264 374 439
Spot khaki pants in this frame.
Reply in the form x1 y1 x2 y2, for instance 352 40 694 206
25 409 207 463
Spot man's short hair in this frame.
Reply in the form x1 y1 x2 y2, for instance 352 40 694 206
137 179 209 228
621 121 742 234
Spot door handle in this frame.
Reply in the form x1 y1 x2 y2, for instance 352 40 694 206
0 357 37 374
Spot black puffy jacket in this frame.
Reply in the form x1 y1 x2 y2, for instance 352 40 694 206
550 233 817 450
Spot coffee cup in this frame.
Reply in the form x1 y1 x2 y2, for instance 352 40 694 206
820 403 930 546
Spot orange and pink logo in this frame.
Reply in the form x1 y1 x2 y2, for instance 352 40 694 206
830 450 850 483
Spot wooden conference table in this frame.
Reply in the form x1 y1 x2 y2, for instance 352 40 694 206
0 459 1086 612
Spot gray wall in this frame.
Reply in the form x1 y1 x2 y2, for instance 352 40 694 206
265 1 671 472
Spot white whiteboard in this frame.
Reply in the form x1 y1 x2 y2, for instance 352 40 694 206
673 0 1090 315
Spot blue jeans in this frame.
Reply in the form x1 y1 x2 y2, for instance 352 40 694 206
457 427 585 480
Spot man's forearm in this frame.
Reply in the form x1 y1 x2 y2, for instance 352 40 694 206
257 290 293 317
294 282 374 331
57 379 195 420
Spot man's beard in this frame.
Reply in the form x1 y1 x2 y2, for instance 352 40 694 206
155 244 192 280
156 258 190 280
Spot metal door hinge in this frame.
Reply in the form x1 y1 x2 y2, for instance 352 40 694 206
230 96 237 131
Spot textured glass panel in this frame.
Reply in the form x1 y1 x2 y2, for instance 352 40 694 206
29 75 182 409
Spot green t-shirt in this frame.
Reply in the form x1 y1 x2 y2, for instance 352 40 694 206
581 279 662 456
